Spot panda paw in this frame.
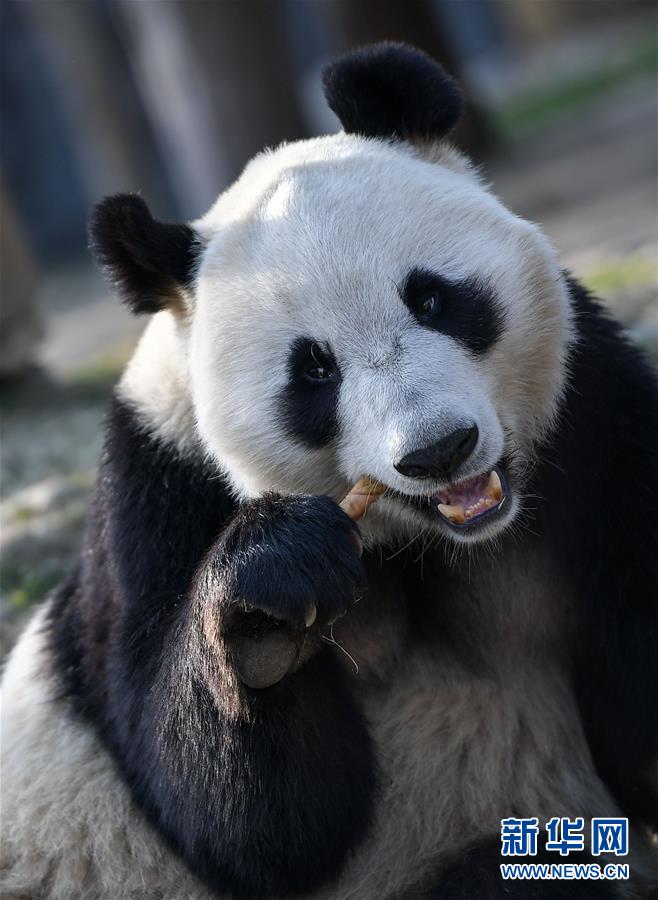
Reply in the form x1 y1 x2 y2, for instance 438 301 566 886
208 493 365 630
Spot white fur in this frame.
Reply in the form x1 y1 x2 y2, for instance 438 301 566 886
126 133 571 545
118 310 199 457
4 566 640 899
0 605 214 900
2 131 594 899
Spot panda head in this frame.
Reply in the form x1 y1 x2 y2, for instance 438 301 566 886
90 43 572 548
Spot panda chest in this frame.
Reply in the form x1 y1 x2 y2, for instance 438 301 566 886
319 564 599 898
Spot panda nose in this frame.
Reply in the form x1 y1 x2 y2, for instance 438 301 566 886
394 425 479 480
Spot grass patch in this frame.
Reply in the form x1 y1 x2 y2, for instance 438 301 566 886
583 257 657 295
495 34 658 136
0 347 129 416
1 563 64 609
11 505 39 523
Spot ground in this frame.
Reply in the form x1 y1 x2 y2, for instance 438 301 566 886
1 71 656 659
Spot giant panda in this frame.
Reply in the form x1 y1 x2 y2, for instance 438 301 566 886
2 43 657 900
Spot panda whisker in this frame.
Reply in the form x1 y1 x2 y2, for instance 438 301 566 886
543 457 568 476
359 479 381 521
446 538 461 571
412 527 430 569
321 625 359 675
385 528 424 561
418 525 438 574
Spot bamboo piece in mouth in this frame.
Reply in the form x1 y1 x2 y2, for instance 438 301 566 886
339 476 386 522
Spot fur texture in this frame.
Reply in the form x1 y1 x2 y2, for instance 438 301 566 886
4 291 656 896
89 194 200 314
280 337 341 446
0 608 215 900
535 280 658 826
322 42 463 140
43 398 377 898
189 130 571 538
400 268 504 355
2 42 657 900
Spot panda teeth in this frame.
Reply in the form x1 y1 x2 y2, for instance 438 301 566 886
437 469 505 525
464 497 496 518
438 502 465 524
486 469 503 502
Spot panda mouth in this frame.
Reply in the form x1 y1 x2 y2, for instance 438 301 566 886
397 463 510 531
431 465 509 529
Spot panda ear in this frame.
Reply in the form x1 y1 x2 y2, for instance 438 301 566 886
322 42 463 142
88 194 200 315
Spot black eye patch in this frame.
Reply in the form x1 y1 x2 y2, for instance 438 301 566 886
401 268 504 355
279 338 340 448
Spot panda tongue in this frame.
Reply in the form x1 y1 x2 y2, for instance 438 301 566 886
435 470 502 525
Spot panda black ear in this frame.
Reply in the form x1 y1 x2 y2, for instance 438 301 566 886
88 194 200 315
322 42 463 142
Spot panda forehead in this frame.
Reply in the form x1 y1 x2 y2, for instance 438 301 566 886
195 134 549 331
253 148 516 254
198 134 524 264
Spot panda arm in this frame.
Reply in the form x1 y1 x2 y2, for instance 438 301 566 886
51 395 376 898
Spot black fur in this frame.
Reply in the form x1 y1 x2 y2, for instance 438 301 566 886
401 267 504 354
42 276 658 898
531 279 658 828
322 42 463 141
88 193 200 314
213 492 364 628
48 397 236 720
27 34 658 896
280 337 341 447
44 281 658 897
48 397 375 898
435 837 622 898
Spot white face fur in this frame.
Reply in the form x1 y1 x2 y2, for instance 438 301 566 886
127 133 572 548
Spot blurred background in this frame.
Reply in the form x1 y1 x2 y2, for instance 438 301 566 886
1 0 657 653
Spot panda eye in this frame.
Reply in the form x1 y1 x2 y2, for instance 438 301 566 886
304 363 335 383
303 343 337 384
413 291 442 321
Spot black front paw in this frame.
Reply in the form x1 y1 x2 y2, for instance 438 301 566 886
210 493 365 630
